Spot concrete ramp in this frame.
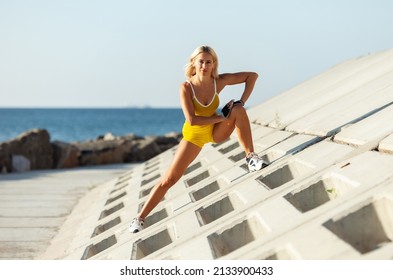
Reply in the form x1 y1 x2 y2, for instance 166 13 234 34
40 48 393 260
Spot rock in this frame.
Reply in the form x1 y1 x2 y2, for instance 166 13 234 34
128 138 162 162
122 133 144 141
52 141 79 169
75 133 180 165
103 133 116 141
165 131 182 139
0 145 11 173
75 139 134 166
95 132 117 141
0 128 181 173
153 132 182 152
0 129 53 171
12 155 31 172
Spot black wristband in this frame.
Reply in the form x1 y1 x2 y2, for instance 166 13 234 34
234 100 244 106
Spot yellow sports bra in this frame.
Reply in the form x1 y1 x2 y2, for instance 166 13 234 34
187 79 219 117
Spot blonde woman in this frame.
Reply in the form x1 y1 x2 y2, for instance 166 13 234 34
129 45 266 233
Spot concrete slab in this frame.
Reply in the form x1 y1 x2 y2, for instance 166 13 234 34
0 242 49 260
285 72 393 136
0 228 57 242
0 217 64 228
334 105 393 146
379 133 393 154
248 49 393 128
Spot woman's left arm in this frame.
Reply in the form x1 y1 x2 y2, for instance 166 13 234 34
217 72 259 106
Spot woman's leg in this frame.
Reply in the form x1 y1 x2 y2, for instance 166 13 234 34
138 139 202 220
213 104 254 154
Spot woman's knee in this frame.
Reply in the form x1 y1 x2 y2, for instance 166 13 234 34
230 105 247 119
160 173 181 190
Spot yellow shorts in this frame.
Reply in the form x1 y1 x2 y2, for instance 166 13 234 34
182 121 215 148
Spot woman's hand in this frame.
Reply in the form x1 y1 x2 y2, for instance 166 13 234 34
221 99 234 118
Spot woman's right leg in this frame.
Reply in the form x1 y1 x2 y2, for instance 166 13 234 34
137 139 202 220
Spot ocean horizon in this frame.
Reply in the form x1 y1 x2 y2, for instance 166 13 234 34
0 108 185 143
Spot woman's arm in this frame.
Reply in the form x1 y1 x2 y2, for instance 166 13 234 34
217 72 259 105
179 82 225 126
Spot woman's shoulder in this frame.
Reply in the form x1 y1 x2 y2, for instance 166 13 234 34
216 73 232 90
180 80 191 89
179 81 193 95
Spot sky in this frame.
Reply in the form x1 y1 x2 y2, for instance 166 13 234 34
1 0 393 108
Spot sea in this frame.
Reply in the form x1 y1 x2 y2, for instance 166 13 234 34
0 108 185 143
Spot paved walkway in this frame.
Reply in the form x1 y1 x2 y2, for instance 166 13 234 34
0 164 137 259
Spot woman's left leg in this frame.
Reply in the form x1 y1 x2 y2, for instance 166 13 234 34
213 104 266 171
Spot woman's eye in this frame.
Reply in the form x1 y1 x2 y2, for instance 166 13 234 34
197 60 212 65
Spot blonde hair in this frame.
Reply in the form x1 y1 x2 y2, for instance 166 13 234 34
184 45 219 79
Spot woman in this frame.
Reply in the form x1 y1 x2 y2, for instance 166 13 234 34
129 45 266 233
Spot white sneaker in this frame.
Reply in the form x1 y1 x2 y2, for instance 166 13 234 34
129 217 145 233
246 152 268 172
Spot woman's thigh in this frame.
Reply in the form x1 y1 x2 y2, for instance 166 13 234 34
212 119 235 143
212 105 246 143
163 139 202 182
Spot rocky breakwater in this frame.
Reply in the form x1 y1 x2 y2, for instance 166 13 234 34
0 129 181 173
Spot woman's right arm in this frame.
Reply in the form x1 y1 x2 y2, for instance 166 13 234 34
180 82 224 126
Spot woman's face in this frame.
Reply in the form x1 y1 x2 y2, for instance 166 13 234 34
194 52 215 77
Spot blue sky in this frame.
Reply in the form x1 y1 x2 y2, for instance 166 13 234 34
1 0 392 108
